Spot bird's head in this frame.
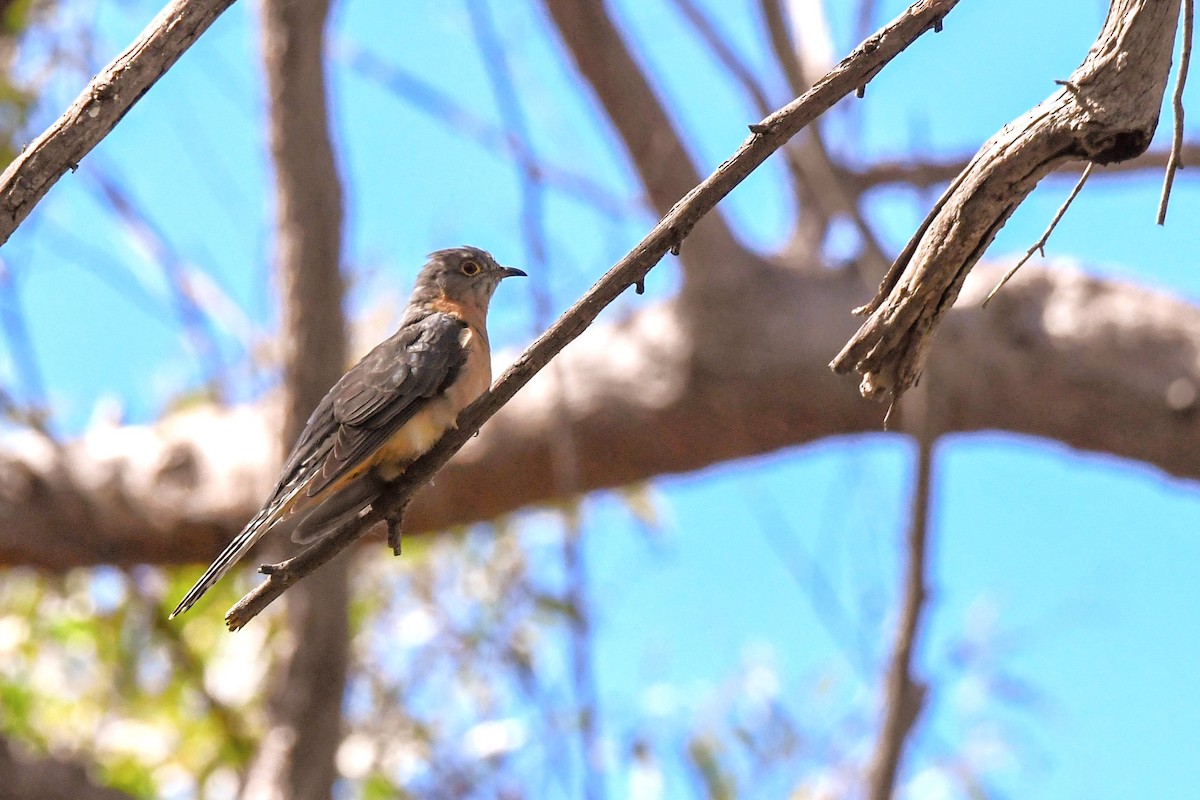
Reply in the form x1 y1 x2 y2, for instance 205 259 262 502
411 246 526 313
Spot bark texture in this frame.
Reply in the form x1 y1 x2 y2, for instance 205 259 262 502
0 0 1193 581
240 0 349 797
0 0 237 246
832 0 1182 398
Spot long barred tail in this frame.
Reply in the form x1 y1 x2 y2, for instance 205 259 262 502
170 508 275 619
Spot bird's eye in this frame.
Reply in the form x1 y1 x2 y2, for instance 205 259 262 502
461 260 481 276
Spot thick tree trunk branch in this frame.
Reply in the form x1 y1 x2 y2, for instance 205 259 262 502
0 0 237 247
6 259 1200 571
240 0 348 795
832 0 1181 400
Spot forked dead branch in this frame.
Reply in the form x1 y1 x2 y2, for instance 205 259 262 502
831 0 1183 403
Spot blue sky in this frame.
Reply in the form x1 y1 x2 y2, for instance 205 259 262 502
5 0 1200 797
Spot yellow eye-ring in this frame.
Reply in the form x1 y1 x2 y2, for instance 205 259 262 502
461 260 481 276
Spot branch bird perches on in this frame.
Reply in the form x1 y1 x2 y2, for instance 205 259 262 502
225 0 960 630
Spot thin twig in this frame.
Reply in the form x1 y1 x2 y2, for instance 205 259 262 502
223 0 961 631
0 0 237 247
672 0 775 112
984 162 1094 306
0 258 50 432
832 0 1179 401
850 143 1200 192
467 0 549 273
866 417 934 800
674 0 891 272
744 482 871 678
337 40 630 221
1158 0 1193 225
558 508 606 800
88 169 229 399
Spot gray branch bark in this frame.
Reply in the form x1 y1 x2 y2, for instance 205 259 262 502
0 0 237 247
832 0 1182 399
222 0 960 626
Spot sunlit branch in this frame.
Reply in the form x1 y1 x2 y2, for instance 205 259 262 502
224 0 962 630
0 0 238 247
832 0 1182 401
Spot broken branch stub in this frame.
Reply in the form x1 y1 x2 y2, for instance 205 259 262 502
830 0 1181 401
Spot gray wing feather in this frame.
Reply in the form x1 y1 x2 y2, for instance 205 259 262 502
275 311 467 503
170 311 467 618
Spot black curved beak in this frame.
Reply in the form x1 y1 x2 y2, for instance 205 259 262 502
500 266 527 278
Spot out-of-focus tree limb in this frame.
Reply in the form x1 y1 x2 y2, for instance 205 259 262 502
0 0 237 247
672 0 892 273
866 395 933 799
539 0 753 286
846 143 1200 192
338 41 633 221
5 259 1200 569
238 0 349 796
0 735 136 800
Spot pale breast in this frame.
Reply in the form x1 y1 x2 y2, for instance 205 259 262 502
371 324 491 480
444 324 492 409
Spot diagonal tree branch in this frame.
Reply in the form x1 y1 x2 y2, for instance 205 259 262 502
224 0 961 630
0 0 237 247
